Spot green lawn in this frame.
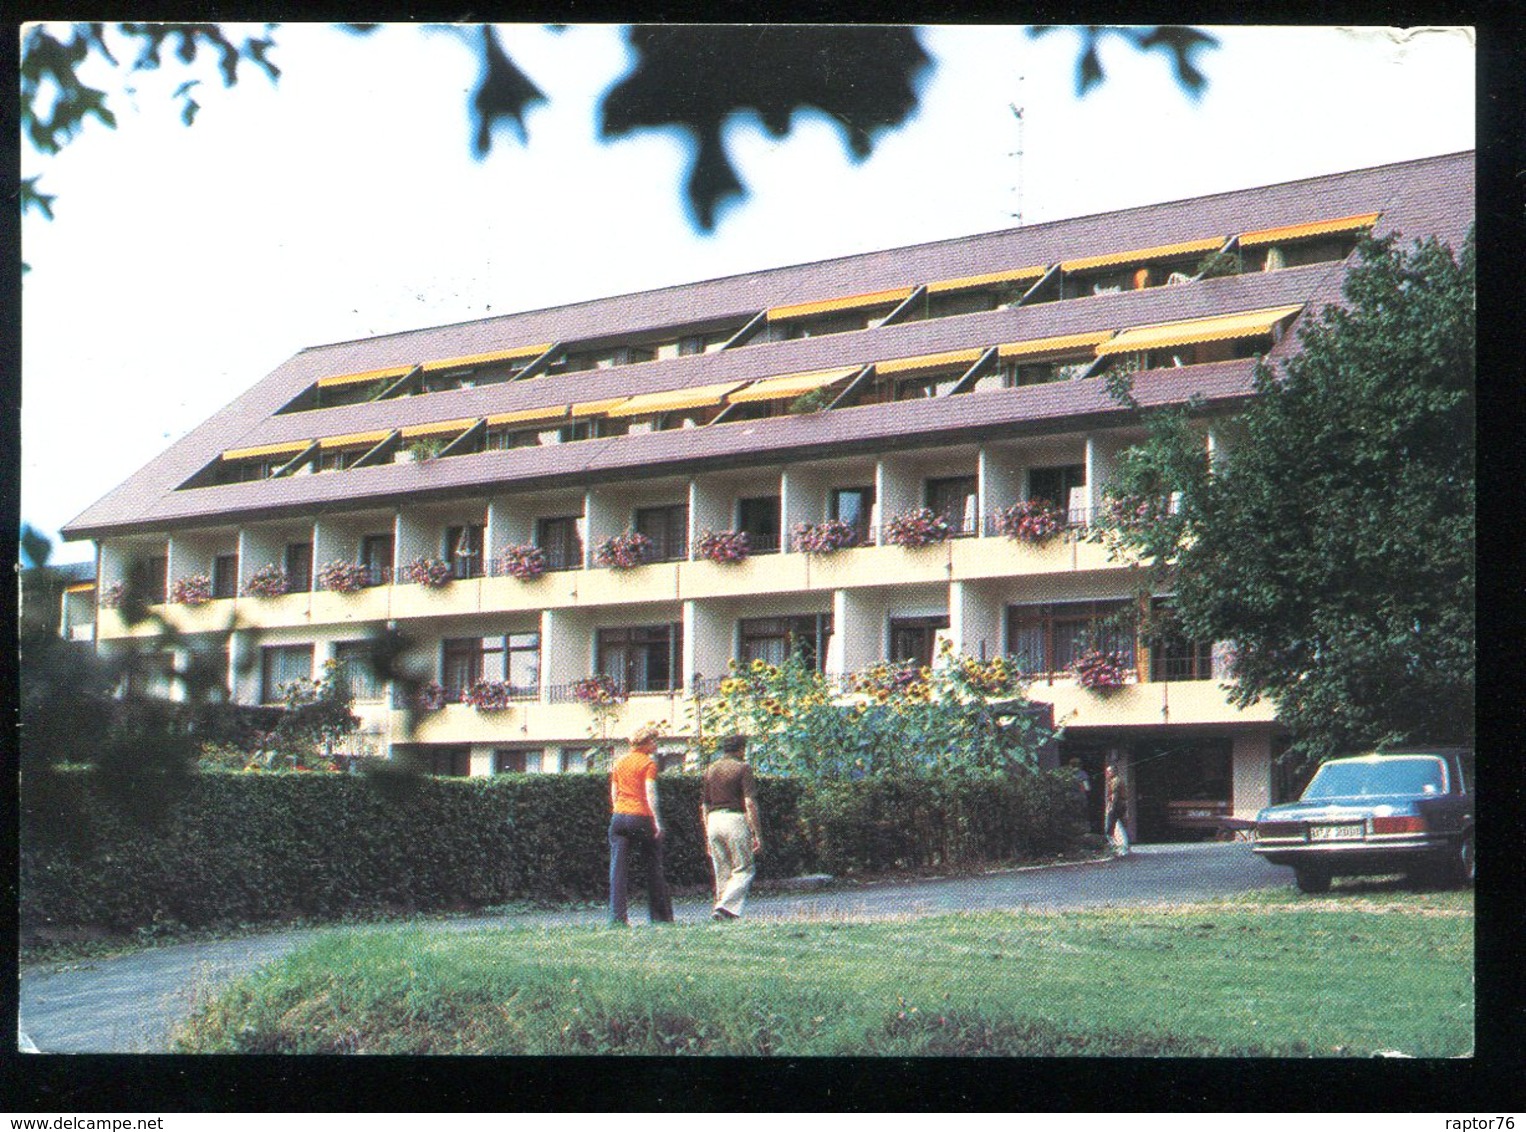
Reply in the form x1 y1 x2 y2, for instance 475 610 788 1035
174 892 1473 1056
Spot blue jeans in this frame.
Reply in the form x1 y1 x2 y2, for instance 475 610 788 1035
608 813 673 924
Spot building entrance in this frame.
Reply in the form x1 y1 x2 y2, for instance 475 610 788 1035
1130 737 1233 842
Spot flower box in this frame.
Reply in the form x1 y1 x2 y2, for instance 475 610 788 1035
791 518 858 555
574 675 627 706
1072 649 1133 690
593 530 653 570
241 565 291 599
496 543 547 580
170 574 213 606
992 499 1066 544
883 508 951 549
316 560 370 594
694 529 750 564
403 556 453 588
464 679 525 710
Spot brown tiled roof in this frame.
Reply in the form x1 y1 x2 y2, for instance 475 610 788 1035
62 150 1473 540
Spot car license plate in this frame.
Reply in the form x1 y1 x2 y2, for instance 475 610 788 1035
1310 824 1363 841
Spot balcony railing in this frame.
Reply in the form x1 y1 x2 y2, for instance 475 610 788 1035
361 564 393 588
546 676 679 704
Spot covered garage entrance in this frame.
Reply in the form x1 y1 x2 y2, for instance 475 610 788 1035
1130 736 1233 842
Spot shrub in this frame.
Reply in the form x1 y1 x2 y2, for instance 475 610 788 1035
496 543 546 580
593 530 653 570
883 508 951 549
403 556 452 588
242 565 290 598
19 768 1076 937
791 519 858 555
170 574 213 606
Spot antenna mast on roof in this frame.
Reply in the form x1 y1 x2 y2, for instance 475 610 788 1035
1008 82 1025 226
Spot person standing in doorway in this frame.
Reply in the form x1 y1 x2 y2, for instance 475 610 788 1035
607 724 674 925
701 734 763 921
1104 761 1131 857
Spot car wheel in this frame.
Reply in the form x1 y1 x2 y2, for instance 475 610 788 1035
1294 866 1331 895
1447 835 1475 888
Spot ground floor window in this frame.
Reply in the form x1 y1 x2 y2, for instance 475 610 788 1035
495 748 544 773
413 746 470 777
261 643 314 703
1007 600 1136 677
739 613 832 671
559 747 590 774
890 615 949 668
597 623 683 693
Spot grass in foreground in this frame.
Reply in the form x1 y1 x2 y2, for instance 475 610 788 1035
174 892 1472 1057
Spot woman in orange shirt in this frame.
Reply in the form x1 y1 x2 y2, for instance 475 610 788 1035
607 724 674 925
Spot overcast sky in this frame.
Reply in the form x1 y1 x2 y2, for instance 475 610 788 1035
20 24 1475 564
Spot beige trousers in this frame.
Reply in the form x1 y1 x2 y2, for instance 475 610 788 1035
706 810 756 916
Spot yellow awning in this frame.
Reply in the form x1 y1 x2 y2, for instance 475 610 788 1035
318 429 394 450
569 397 630 419
222 439 313 461
420 343 554 373
1238 212 1380 248
998 331 1115 360
767 287 914 321
604 382 746 419
315 365 415 390
486 404 569 427
65 582 96 594
399 417 479 439
1096 305 1304 356
925 265 1048 294
727 367 860 404
1061 237 1224 274
875 348 985 377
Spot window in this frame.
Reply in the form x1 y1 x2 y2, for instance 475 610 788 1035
889 616 948 668
830 486 875 544
285 541 314 592
445 523 486 579
261 644 314 704
126 652 177 698
893 370 964 401
537 516 583 571
416 747 471 776
635 504 689 562
144 555 169 603
334 641 384 701
1007 601 1136 677
926 476 978 535
1147 602 1214 682
1028 464 1087 523
495 748 544 774
1003 357 1093 387
360 534 394 586
441 638 483 701
597 624 683 694
737 496 782 554
740 614 832 672
559 747 590 774
486 631 541 695
212 553 239 599
924 289 1003 319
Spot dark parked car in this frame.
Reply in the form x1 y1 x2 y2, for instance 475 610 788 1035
1253 750 1474 894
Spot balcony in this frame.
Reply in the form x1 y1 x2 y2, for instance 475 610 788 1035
1029 677 1277 729
400 694 677 744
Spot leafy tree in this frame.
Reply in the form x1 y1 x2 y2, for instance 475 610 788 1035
20 22 1217 233
1096 233 1475 767
694 648 1052 779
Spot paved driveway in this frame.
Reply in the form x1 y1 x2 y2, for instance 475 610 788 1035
19 842 1287 1054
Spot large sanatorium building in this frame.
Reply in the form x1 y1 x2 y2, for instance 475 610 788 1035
61 150 1474 843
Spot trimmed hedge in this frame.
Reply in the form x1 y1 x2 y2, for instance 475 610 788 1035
20 769 1080 937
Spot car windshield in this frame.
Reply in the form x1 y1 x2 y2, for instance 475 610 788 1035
1302 758 1446 800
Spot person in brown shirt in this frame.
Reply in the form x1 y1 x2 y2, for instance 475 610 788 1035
701 734 763 920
